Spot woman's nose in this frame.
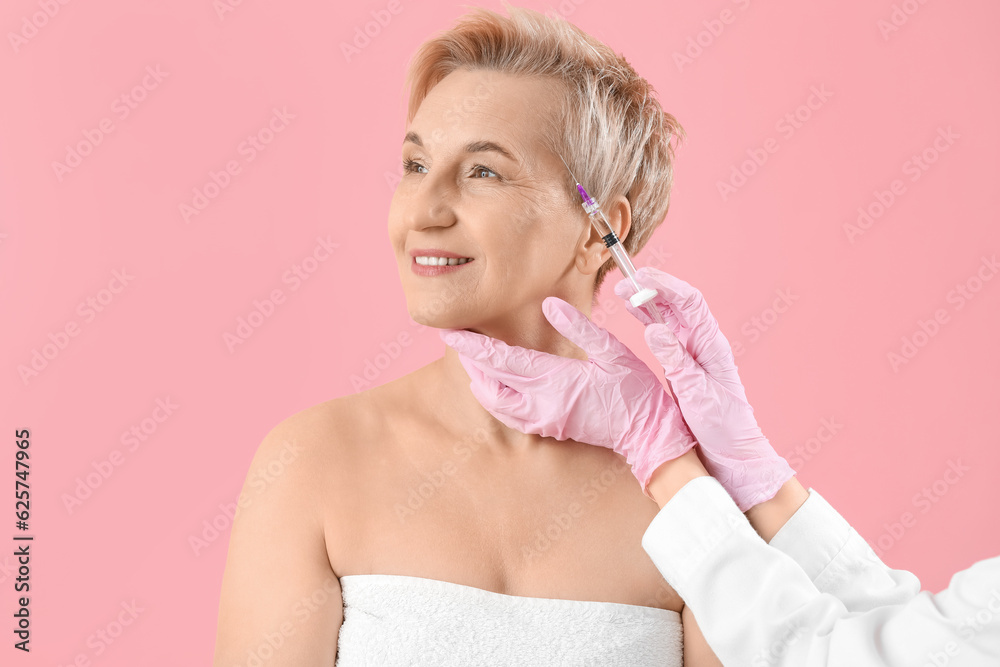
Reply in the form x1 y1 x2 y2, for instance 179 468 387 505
404 177 458 232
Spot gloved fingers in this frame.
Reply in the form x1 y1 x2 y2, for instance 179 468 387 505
458 344 580 442
637 301 745 403
542 296 635 367
439 327 565 379
614 268 695 322
639 404 700 460
630 431 700 497
644 322 702 382
454 345 542 404
457 353 536 433
698 346 747 400
639 273 727 362
631 267 715 330
702 454 796 512
620 269 744 378
644 323 729 416
687 320 738 378
613 276 684 333
612 270 731 374
673 318 745 400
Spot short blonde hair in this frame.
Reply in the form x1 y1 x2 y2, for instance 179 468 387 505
403 2 685 294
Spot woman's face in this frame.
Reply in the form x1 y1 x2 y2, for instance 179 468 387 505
388 68 591 334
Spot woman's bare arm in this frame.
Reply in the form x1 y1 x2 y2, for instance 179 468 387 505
213 419 341 666
681 604 725 667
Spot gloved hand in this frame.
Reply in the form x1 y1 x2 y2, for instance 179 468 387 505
613 267 795 511
439 296 698 498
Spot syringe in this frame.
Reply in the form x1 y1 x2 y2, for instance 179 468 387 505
559 155 664 324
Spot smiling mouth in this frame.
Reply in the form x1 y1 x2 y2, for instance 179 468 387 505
414 256 473 266
410 256 475 276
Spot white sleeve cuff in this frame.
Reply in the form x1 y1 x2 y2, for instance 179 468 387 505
767 487 922 608
767 487 851 581
640 476 759 586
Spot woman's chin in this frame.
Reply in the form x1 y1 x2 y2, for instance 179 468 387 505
403 290 479 326
407 306 467 330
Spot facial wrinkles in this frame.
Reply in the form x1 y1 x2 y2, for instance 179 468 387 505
407 84 564 203
398 142 577 299
407 139 550 242
398 78 587 308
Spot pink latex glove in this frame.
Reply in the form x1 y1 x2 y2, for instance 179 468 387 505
613 266 795 511
438 296 698 498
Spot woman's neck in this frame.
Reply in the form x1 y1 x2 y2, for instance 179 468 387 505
431 302 591 453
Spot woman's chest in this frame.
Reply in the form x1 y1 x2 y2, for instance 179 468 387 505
322 432 684 613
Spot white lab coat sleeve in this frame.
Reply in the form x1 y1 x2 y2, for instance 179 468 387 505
766 487 921 610
641 476 1000 666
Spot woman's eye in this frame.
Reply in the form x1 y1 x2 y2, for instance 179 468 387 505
472 165 499 179
401 159 499 180
402 158 426 174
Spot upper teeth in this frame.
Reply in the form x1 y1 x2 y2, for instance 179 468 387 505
415 256 472 266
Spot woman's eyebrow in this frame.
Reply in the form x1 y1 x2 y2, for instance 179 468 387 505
403 131 518 163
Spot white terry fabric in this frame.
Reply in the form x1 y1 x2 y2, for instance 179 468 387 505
335 573 683 666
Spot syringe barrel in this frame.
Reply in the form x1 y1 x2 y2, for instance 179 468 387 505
607 240 641 289
577 184 665 324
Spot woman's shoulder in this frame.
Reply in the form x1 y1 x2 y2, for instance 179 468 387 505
247 377 424 544
238 392 381 528
257 372 422 473
262 389 381 460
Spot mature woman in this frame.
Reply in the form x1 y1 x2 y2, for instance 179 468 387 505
216 5 745 665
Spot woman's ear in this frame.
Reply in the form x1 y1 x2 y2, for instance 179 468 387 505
573 194 633 276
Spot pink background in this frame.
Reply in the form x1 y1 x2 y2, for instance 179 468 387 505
2 0 998 663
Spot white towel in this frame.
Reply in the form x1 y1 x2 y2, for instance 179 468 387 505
336 573 683 666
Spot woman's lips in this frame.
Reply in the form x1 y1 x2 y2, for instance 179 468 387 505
411 257 475 277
